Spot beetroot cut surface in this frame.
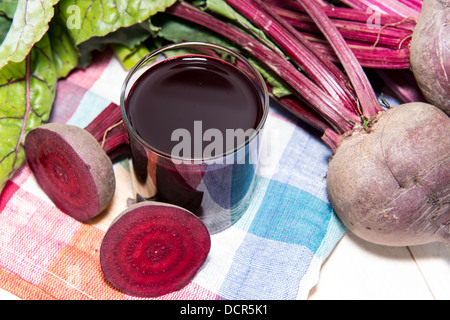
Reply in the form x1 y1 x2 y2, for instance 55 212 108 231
100 201 211 298
24 123 115 221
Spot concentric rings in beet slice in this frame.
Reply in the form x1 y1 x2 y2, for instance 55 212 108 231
24 123 115 221
100 201 211 298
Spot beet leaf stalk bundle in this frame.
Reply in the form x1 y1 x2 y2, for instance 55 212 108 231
264 0 439 109
166 0 449 247
266 0 417 69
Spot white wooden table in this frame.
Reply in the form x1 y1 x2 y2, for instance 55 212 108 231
1 230 448 300
309 232 450 300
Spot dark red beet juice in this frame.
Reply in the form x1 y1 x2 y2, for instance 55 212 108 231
126 55 263 158
124 53 266 233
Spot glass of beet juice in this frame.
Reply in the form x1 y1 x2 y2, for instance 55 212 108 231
120 42 268 234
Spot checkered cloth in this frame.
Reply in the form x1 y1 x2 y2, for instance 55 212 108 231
0 48 347 300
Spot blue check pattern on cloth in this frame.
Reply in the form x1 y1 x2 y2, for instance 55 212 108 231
213 104 346 299
51 53 347 300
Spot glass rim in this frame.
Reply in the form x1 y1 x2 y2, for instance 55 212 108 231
120 41 269 162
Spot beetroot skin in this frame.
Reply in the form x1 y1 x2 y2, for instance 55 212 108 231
410 0 450 115
25 123 115 221
100 201 211 298
327 103 450 246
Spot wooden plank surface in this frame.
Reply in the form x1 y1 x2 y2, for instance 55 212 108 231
0 288 19 300
408 242 450 300
309 232 450 300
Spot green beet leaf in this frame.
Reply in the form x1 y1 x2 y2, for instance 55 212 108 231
57 0 177 45
0 0 19 19
47 14 79 79
77 21 153 68
0 34 57 189
111 43 150 70
0 0 18 45
0 0 60 70
0 15 12 45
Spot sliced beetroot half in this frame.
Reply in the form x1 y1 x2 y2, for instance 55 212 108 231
24 123 115 221
100 201 211 298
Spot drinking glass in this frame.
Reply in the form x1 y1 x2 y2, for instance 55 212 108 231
120 42 269 234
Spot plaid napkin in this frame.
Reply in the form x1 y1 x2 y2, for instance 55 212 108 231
0 48 346 300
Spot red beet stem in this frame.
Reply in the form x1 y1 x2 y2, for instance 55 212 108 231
339 0 421 18
376 69 427 103
167 2 360 133
300 0 383 119
84 103 122 140
322 128 341 152
100 124 128 156
308 35 411 69
224 0 358 114
84 102 129 158
396 0 423 12
268 0 417 30
336 0 368 11
364 0 421 19
272 6 413 49
274 94 331 133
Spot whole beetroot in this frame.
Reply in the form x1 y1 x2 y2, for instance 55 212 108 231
410 0 450 115
327 103 450 246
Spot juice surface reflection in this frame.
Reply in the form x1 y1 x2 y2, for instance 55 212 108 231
126 55 263 158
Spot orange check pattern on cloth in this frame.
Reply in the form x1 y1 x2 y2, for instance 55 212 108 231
0 49 346 300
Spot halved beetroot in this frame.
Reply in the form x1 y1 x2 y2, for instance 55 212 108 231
24 123 115 221
100 201 211 298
